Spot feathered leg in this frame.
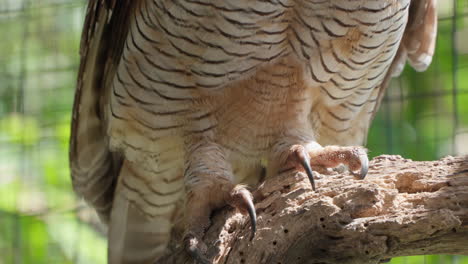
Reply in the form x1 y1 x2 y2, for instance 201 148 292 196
183 141 256 263
108 160 177 264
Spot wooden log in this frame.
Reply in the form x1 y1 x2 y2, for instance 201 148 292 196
158 155 468 264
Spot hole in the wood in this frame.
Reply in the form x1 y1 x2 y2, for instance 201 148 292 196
339 220 351 225
365 250 369 255
273 241 277 246
271 212 276 216
284 229 289 234
452 228 457 233
422 248 425 251
319 217 325 222
321 224 326 228
240 259 245 263
431 225 435 229
327 235 344 240
364 222 369 227
228 226 235 233
239 251 243 256
297 257 302 260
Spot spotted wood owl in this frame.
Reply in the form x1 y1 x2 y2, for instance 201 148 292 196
70 0 437 263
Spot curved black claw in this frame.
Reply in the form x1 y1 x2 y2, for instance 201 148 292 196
360 152 369 179
301 157 316 191
227 187 257 241
295 147 316 191
185 233 211 264
353 151 369 180
245 194 257 241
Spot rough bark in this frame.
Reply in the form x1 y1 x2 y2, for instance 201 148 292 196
158 155 468 264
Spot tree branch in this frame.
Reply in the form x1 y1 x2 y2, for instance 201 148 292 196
158 155 468 264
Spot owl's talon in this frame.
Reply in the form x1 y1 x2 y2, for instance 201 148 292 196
239 195 257 241
293 146 316 191
281 144 368 191
184 232 211 264
357 151 369 180
226 186 256 240
345 146 368 180
213 239 222 247
246 197 257 240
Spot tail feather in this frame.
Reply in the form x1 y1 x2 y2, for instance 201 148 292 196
108 164 173 264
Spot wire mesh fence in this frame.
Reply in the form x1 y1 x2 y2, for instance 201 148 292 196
369 0 468 162
0 1 103 263
0 0 467 263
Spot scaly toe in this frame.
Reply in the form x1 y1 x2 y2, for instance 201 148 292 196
184 232 211 264
308 146 369 181
342 147 368 179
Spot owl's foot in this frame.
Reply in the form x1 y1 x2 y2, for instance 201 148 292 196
184 232 210 264
284 145 368 190
183 184 256 264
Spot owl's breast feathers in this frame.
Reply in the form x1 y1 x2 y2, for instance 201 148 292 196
108 0 414 157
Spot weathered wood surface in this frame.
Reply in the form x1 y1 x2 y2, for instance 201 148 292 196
158 155 468 264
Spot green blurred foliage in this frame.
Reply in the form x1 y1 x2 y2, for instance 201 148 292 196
0 1 106 263
0 115 39 146
368 2 468 161
0 0 466 263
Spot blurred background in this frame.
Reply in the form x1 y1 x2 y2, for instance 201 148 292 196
0 0 466 263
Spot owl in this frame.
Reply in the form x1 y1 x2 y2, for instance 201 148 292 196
70 0 437 263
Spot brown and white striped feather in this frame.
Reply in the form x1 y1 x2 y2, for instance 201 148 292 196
70 0 437 263
70 0 134 224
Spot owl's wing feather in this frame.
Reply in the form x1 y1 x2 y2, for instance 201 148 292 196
371 0 437 121
399 0 438 74
70 0 137 223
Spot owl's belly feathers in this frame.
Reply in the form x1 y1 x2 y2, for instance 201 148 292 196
108 57 311 178
107 0 409 182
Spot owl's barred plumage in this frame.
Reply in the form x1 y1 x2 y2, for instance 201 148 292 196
70 1 437 263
